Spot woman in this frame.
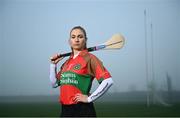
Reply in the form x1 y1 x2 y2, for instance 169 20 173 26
50 26 113 117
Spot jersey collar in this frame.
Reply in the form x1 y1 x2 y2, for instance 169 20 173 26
69 49 88 59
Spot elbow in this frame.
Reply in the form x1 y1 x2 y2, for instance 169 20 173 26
111 79 114 85
108 78 114 86
109 78 114 86
51 83 56 88
52 86 57 88
51 83 55 88
52 83 58 88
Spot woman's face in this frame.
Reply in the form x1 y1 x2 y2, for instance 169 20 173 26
69 29 86 51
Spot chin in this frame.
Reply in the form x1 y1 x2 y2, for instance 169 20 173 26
73 47 84 51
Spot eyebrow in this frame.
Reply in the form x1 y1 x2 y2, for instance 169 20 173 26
71 34 84 36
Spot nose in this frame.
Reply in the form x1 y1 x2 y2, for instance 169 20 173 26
75 37 79 42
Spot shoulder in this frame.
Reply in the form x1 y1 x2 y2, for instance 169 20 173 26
82 52 103 66
81 51 100 61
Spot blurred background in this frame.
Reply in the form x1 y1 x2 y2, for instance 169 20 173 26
0 0 180 117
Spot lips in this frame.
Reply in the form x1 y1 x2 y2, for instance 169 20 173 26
74 44 80 46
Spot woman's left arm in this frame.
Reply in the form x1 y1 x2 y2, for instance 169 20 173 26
87 77 113 102
74 78 113 103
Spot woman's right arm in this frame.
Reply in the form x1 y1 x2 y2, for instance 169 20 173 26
49 54 64 88
49 64 59 88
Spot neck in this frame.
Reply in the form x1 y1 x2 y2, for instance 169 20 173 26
73 49 82 55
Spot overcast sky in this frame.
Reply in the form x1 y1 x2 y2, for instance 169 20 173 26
0 0 179 96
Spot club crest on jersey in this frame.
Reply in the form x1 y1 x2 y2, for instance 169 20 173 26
73 64 81 70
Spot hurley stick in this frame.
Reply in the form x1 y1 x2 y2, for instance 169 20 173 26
51 33 125 61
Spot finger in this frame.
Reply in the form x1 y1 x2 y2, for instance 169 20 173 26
59 57 64 60
76 93 81 97
51 54 59 59
55 56 64 64
50 58 55 62
73 94 82 103
76 96 82 102
54 58 60 63
50 57 56 62
74 97 79 103
76 97 81 102
56 54 60 58
73 96 78 101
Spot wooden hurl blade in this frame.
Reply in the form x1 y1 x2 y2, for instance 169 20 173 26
103 33 125 49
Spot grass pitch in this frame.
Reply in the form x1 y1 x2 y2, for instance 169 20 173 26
0 102 180 117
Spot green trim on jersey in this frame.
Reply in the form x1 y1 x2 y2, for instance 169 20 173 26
58 71 92 95
98 78 105 84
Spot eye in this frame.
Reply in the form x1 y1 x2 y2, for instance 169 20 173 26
78 35 84 38
71 35 75 39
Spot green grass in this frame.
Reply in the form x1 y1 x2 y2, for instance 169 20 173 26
95 102 180 117
0 102 60 117
0 102 180 117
